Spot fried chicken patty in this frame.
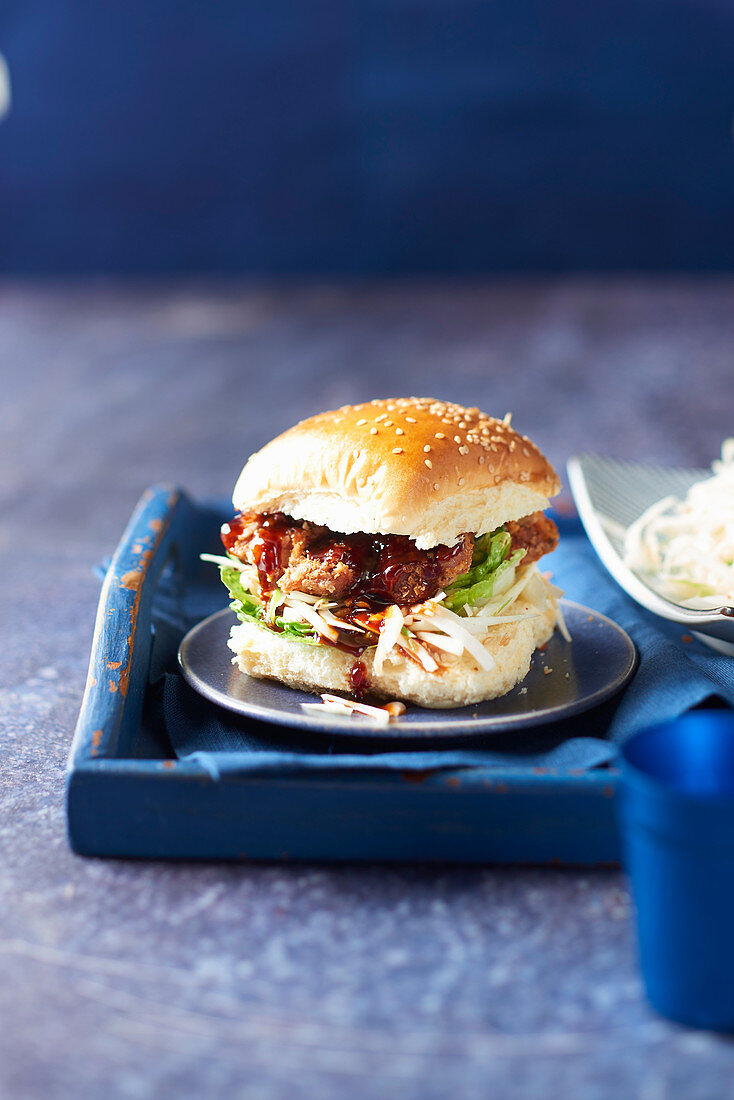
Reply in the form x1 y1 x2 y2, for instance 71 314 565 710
222 509 558 605
222 513 473 604
506 511 559 564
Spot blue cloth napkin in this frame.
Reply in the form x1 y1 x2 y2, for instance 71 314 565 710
131 513 733 775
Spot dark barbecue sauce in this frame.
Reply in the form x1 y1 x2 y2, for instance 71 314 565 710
362 535 466 604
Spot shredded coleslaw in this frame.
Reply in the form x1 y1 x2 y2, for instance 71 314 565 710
623 440 734 609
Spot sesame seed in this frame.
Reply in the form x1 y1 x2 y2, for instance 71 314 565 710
384 420 393 427
395 427 404 435
458 477 465 486
370 427 378 435
423 444 431 453
435 432 445 439
376 413 387 422
454 435 461 444
392 447 404 454
523 446 530 456
478 456 485 465
458 421 467 428
424 459 432 469
221 523 231 534
405 416 416 423
352 449 361 459
433 482 440 491
459 445 469 455
356 418 367 426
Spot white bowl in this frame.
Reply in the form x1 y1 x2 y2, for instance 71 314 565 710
567 454 734 656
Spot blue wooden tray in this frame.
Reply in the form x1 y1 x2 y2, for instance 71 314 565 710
66 486 621 864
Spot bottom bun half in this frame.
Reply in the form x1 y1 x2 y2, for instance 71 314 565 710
227 598 556 709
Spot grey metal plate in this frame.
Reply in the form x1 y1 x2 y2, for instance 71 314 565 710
178 601 636 738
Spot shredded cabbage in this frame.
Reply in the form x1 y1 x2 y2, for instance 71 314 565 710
301 694 393 724
623 440 734 609
373 605 404 675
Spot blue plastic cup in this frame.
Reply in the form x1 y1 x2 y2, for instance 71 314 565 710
619 711 734 1030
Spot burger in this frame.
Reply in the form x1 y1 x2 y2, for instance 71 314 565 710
209 398 565 709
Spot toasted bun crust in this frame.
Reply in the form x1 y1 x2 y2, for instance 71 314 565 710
227 598 556 709
233 398 560 549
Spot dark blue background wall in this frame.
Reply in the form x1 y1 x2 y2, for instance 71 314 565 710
1 1 734 273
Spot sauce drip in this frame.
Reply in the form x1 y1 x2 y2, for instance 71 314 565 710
348 659 369 698
222 512 295 594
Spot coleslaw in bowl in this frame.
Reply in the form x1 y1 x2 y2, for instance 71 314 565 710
568 446 734 656
623 441 734 611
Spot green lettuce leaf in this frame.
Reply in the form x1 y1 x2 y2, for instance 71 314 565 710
219 564 320 645
443 530 525 612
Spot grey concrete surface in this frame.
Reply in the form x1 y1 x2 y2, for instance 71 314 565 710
2 278 734 1099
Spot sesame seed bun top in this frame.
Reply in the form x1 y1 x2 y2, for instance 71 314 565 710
232 398 560 548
